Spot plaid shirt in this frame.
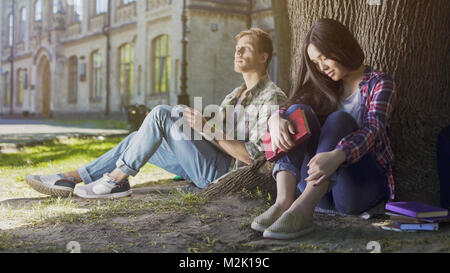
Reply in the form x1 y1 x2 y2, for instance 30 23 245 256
219 74 287 169
280 66 396 200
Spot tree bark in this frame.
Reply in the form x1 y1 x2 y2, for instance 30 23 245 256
199 157 277 199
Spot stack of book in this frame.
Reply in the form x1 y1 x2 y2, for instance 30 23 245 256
381 201 449 232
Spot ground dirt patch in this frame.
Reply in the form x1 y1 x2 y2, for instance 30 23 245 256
1 181 450 253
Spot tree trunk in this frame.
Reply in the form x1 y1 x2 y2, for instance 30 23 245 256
198 0 450 205
274 0 450 205
199 157 277 199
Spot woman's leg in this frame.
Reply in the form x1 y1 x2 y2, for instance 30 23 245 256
271 104 322 210
252 104 321 232
295 110 389 216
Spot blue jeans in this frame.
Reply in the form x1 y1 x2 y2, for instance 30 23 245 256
272 104 390 215
78 105 233 189
438 126 450 209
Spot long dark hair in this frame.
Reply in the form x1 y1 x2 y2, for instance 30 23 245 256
284 18 365 119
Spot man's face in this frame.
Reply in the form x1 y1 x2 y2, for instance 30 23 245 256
234 35 267 73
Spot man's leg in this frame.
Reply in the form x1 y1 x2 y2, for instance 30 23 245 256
25 132 139 197
74 105 233 198
116 105 232 188
77 132 139 184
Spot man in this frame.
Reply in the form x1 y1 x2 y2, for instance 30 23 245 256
26 28 287 199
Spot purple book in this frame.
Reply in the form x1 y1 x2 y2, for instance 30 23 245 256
385 201 448 219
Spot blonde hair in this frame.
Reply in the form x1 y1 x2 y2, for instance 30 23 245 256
235 28 274 69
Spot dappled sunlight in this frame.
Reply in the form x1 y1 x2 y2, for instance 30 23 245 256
0 137 182 234
0 197 90 231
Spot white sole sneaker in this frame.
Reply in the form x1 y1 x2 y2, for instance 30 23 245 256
25 175 74 198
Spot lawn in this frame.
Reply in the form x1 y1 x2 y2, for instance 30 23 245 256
0 137 179 231
41 119 129 130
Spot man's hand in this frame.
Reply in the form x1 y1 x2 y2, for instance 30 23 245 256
268 113 296 152
305 149 346 187
183 107 207 133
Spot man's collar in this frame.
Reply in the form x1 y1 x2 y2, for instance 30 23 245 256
239 73 270 99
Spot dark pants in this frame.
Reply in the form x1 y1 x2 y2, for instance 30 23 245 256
438 126 450 209
272 104 390 215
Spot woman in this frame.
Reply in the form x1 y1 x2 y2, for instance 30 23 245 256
251 19 396 240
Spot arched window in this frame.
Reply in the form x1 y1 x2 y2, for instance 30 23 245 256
19 8 26 42
96 0 108 14
35 0 42 21
119 43 134 106
90 50 103 102
3 72 11 106
68 56 78 104
72 0 83 22
53 0 59 14
16 69 25 107
152 35 171 94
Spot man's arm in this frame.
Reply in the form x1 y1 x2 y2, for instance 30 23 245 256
204 122 251 165
183 107 251 165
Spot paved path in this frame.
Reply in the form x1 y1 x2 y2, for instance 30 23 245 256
0 118 129 151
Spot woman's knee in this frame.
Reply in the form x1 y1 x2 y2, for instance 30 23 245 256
322 110 358 134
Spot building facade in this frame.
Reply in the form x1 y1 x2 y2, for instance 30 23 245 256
0 0 276 118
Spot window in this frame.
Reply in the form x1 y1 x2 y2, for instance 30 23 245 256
73 0 83 22
19 8 26 42
119 43 134 106
35 0 42 21
3 72 11 106
123 0 136 5
91 51 103 101
16 69 25 107
152 35 171 94
8 14 13 46
68 57 78 104
53 0 59 14
96 0 108 14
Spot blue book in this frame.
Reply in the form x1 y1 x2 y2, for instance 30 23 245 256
396 222 439 231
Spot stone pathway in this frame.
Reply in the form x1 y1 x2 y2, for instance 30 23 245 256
0 118 129 152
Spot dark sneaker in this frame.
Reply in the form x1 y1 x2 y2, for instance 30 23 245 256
74 173 132 199
25 174 77 197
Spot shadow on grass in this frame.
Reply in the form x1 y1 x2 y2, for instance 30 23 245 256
0 138 123 167
0 197 54 209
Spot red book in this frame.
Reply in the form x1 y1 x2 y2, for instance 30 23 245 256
262 109 312 162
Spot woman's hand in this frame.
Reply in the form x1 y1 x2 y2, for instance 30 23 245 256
305 149 346 186
183 107 207 133
268 113 296 152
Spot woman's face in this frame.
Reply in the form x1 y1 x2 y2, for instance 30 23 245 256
307 43 350 81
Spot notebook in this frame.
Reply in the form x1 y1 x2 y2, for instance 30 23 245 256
385 201 448 219
262 109 312 162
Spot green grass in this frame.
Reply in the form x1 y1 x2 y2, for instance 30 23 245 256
41 119 128 130
0 137 177 231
